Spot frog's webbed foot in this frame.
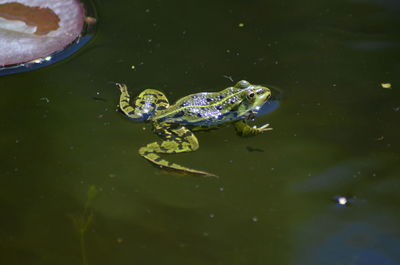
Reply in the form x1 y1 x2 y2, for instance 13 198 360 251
139 125 218 178
117 83 145 120
117 83 127 93
234 120 273 136
254 123 273 132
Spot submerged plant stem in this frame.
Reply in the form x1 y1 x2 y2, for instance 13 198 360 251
80 230 87 265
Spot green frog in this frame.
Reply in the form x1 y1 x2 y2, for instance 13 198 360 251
118 80 272 177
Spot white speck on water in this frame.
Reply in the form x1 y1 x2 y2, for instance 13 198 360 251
336 196 348 206
252 216 259 222
219 186 224 192
116 237 123 244
202 232 209 237
15 139 20 144
209 213 215 218
381 82 392 89
40 97 50 103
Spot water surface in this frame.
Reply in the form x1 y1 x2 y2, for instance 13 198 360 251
1 0 399 264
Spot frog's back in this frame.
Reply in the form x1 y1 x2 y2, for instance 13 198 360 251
153 87 243 126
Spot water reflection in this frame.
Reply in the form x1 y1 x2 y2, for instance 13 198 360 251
290 155 400 264
292 217 400 265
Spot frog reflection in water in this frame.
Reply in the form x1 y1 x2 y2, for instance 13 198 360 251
118 80 272 177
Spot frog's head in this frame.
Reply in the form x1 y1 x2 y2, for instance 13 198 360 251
234 80 271 117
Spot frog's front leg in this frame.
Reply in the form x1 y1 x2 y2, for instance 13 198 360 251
118 83 169 121
139 124 217 177
234 120 272 136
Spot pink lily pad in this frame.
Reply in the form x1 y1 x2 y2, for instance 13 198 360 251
0 0 85 66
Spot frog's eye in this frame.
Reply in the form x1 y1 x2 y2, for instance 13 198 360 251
246 92 255 100
238 80 250 88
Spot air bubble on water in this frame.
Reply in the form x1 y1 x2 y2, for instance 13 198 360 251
334 195 350 206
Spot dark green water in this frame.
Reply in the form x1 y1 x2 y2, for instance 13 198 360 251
1 0 400 264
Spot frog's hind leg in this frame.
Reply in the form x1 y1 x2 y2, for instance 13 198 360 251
118 83 169 121
139 125 217 177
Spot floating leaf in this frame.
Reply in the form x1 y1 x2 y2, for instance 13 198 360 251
0 0 85 66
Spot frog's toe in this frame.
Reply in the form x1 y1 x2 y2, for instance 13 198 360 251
253 123 273 132
116 83 128 93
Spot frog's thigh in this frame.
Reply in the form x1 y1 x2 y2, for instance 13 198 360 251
143 125 199 154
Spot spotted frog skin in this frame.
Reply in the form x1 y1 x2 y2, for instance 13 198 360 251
118 80 272 177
